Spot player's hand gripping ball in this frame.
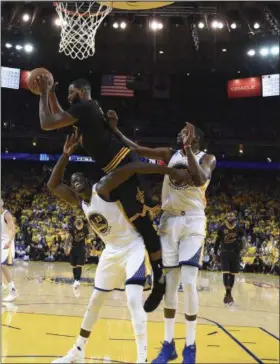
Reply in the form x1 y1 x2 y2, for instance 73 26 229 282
27 67 54 95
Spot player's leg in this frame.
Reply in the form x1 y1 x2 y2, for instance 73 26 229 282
70 248 80 293
227 252 240 304
179 217 206 364
2 247 18 302
220 251 232 304
124 243 148 362
152 216 181 364
52 251 121 363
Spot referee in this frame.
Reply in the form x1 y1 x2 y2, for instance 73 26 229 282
70 218 88 293
214 212 246 305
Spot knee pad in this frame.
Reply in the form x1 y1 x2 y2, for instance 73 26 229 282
164 268 181 310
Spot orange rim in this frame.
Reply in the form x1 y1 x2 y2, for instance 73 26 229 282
53 2 112 18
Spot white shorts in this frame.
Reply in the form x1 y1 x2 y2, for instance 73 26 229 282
1 242 15 266
94 238 147 292
159 212 206 269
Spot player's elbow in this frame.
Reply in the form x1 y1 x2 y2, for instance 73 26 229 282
47 181 56 191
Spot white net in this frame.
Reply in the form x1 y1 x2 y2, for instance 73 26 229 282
55 2 112 60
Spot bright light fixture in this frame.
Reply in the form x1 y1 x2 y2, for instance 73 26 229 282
271 46 279 55
230 23 237 29
211 20 219 29
16 45 23 50
5 43 12 48
22 13 30 22
113 22 119 29
159 50 164 54
24 44 33 53
222 48 227 52
218 22 224 29
150 20 163 31
253 22 260 29
120 21 127 29
247 49 255 56
260 47 269 56
198 22 205 29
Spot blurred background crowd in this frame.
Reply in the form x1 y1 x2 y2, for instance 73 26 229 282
2 163 279 275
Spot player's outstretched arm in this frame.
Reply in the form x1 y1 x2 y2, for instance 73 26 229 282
38 75 77 130
48 82 64 114
107 110 173 164
4 211 16 249
183 123 216 186
96 162 184 200
47 134 81 207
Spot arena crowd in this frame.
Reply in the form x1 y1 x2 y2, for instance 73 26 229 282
2 166 280 275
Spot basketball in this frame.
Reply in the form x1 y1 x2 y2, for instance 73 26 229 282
27 67 54 95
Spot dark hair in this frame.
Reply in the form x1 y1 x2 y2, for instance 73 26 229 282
71 79 91 92
195 127 204 145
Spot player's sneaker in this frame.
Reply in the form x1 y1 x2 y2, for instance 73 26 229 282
3 289 19 302
152 340 178 363
227 294 234 306
73 280 81 289
144 275 166 312
52 345 85 363
182 343 196 364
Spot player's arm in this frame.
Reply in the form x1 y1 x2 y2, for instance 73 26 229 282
107 110 173 164
183 123 216 186
47 135 81 207
214 229 222 256
96 162 183 200
4 212 16 249
38 75 77 130
48 83 64 114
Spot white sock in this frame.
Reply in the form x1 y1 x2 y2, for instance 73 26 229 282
186 320 197 347
76 335 87 350
8 282 16 292
164 318 175 343
135 334 147 363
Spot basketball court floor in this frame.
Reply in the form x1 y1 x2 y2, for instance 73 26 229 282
2 261 279 363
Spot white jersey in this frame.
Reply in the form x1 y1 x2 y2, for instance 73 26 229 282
1 210 11 245
161 150 210 215
81 184 141 251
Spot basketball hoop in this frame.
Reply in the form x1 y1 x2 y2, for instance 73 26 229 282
54 2 112 60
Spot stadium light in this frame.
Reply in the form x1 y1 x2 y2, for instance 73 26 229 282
230 23 237 29
222 48 227 52
159 50 164 54
150 20 163 31
15 45 23 50
247 49 255 56
24 44 33 53
54 17 67 26
271 46 279 55
113 22 119 29
22 13 30 22
120 21 127 29
211 20 219 29
260 47 269 56
198 22 205 29
218 22 224 29
32 140 37 146
253 22 260 29
5 43 12 48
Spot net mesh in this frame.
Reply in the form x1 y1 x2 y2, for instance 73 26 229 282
55 2 112 60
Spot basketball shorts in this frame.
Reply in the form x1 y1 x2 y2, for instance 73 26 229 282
220 251 240 274
1 243 15 266
70 245 86 267
94 237 147 291
159 212 206 269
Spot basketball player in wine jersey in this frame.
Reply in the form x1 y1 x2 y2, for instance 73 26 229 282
1 199 19 302
108 114 216 364
49 134 187 363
